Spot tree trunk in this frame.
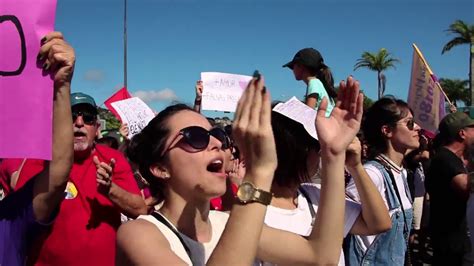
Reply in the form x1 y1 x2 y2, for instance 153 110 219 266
377 71 382 99
470 43 473 109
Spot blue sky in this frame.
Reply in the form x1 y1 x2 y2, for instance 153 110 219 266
55 0 473 118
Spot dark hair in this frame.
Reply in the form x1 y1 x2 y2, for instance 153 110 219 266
362 97 412 158
271 111 320 188
126 104 196 201
206 117 216 126
308 65 337 99
224 124 232 136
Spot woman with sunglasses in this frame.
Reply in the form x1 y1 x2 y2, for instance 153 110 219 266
344 97 420 265
116 74 364 265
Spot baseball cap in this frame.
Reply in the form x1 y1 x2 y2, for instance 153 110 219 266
438 112 474 139
283 48 327 70
71 92 97 112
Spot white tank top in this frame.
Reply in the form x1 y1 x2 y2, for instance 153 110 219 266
138 210 229 265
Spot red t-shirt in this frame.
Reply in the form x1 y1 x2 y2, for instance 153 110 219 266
0 158 44 196
0 159 16 195
29 145 140 266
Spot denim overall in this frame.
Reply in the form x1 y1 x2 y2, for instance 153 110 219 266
345 160 413 265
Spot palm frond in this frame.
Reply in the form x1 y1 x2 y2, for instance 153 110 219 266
442 20 473 53
439 78 470 105
354 61 374 71
382 58 400 70
354 48 399 72
442 37 470 53
446 20 470 37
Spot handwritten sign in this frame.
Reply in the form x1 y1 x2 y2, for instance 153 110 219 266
0 0 57 159
201 72 252 112
111 97 155 139
272 96 318 140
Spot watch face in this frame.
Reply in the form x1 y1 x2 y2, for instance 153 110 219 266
237 182 254 202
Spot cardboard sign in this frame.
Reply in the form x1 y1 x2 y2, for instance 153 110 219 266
0 0 57 159
111 97 155 139
104 87 132 121
201 72 252 112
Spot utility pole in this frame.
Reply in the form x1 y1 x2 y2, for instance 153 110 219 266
124 0 128 89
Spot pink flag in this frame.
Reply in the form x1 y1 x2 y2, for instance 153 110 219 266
104 87 132 121
407 44 446 134
0 0 57 160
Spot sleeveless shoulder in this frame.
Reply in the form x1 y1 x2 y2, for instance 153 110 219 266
137 214 192 265
137 211 229 264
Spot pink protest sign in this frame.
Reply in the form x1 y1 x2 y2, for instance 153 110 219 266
0 0 57 160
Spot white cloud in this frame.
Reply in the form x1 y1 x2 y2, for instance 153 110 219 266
84 69 105 82
132 88 178 103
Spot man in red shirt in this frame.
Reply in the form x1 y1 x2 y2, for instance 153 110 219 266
28 92 147 266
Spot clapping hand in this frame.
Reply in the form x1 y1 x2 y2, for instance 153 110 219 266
315 76 364 156
232 72 276 181
94 156 116 195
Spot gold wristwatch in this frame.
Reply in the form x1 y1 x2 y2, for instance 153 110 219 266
236 181 272 205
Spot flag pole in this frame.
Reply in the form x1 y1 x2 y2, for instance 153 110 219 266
412 43 452 106
124 0 128 89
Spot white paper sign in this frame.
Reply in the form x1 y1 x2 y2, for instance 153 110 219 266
272 96 318 140
111 97 155 139
201 72 253 112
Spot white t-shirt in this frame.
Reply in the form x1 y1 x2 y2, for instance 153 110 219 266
262 183 361 266
345 160 412 252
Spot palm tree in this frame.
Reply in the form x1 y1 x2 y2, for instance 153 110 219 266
354 48 400 99
439 78 469 106
441 20 474 106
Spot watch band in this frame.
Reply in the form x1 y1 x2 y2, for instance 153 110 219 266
237 181 272 205
253 188 273 205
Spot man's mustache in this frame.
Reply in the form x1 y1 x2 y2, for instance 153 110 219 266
73 129 87 136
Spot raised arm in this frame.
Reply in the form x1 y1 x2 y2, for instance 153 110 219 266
345 137 391 235
208 72 276 265
305 94 318 109
257 77 364 265
118 123 131 153
193 80 203 113
209 75 364 265
32 32 75 223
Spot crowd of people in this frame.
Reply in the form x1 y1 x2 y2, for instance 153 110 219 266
1 33 473 266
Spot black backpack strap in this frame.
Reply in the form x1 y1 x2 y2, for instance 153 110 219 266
298 186 316 226
150 211 192 259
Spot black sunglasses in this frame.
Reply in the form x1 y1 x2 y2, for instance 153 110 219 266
162 126 230 156
396 119 415 130
72 111 97 125
405 119 415 130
